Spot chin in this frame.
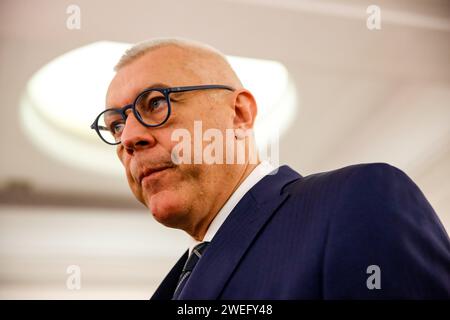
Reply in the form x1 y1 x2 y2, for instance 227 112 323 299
147 189 189 229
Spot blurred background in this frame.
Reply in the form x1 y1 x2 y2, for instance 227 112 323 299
0 0 449 299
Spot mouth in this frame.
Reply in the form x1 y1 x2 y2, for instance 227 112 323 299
138 166 174 185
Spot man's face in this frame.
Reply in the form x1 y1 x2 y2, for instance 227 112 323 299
106 46 235 232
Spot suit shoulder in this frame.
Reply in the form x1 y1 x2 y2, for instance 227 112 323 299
318 163 447 247
283 162 410 196
282 162 436 227
341 162 413 186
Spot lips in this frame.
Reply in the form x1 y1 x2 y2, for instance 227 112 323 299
138 166 173 185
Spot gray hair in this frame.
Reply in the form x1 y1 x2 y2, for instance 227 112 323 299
114 38 230 72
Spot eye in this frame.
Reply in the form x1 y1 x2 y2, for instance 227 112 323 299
147 97 167 112
110 121 125 135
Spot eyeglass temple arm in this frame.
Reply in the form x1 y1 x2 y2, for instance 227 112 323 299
167 85 235 93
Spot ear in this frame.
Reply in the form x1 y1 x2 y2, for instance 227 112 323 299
232 89 258 130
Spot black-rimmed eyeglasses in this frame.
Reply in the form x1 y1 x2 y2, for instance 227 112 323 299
90 84 235 145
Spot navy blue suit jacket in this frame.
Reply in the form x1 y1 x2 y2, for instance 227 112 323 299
151 163 450 299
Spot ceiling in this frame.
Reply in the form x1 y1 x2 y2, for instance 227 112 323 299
0 0 449 299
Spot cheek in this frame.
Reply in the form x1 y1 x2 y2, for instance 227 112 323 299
118 151 143 200
202 106 233 133
117 149 129 179
126 167 144 202
116 145 126 163
157 129 181 156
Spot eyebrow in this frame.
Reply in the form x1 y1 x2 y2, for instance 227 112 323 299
141 82 172 90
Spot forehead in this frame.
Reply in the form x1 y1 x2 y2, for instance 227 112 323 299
106 46 203 108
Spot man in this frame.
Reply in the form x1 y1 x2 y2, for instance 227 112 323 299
91 38 450 299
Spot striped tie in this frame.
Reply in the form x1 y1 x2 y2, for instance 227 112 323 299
172 241 209 299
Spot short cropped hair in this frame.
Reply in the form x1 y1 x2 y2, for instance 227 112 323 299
114 38 229 72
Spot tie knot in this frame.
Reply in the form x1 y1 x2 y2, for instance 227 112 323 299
183 241 209 273
173 241 210 299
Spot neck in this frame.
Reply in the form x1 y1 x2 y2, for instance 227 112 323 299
190 161 260 241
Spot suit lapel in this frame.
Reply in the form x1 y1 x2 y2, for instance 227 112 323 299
150 250 188 300
179 166 301 299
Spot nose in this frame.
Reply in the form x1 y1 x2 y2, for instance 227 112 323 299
120 112 156 155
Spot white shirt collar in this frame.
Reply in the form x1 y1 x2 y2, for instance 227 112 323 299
188 161 275 254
